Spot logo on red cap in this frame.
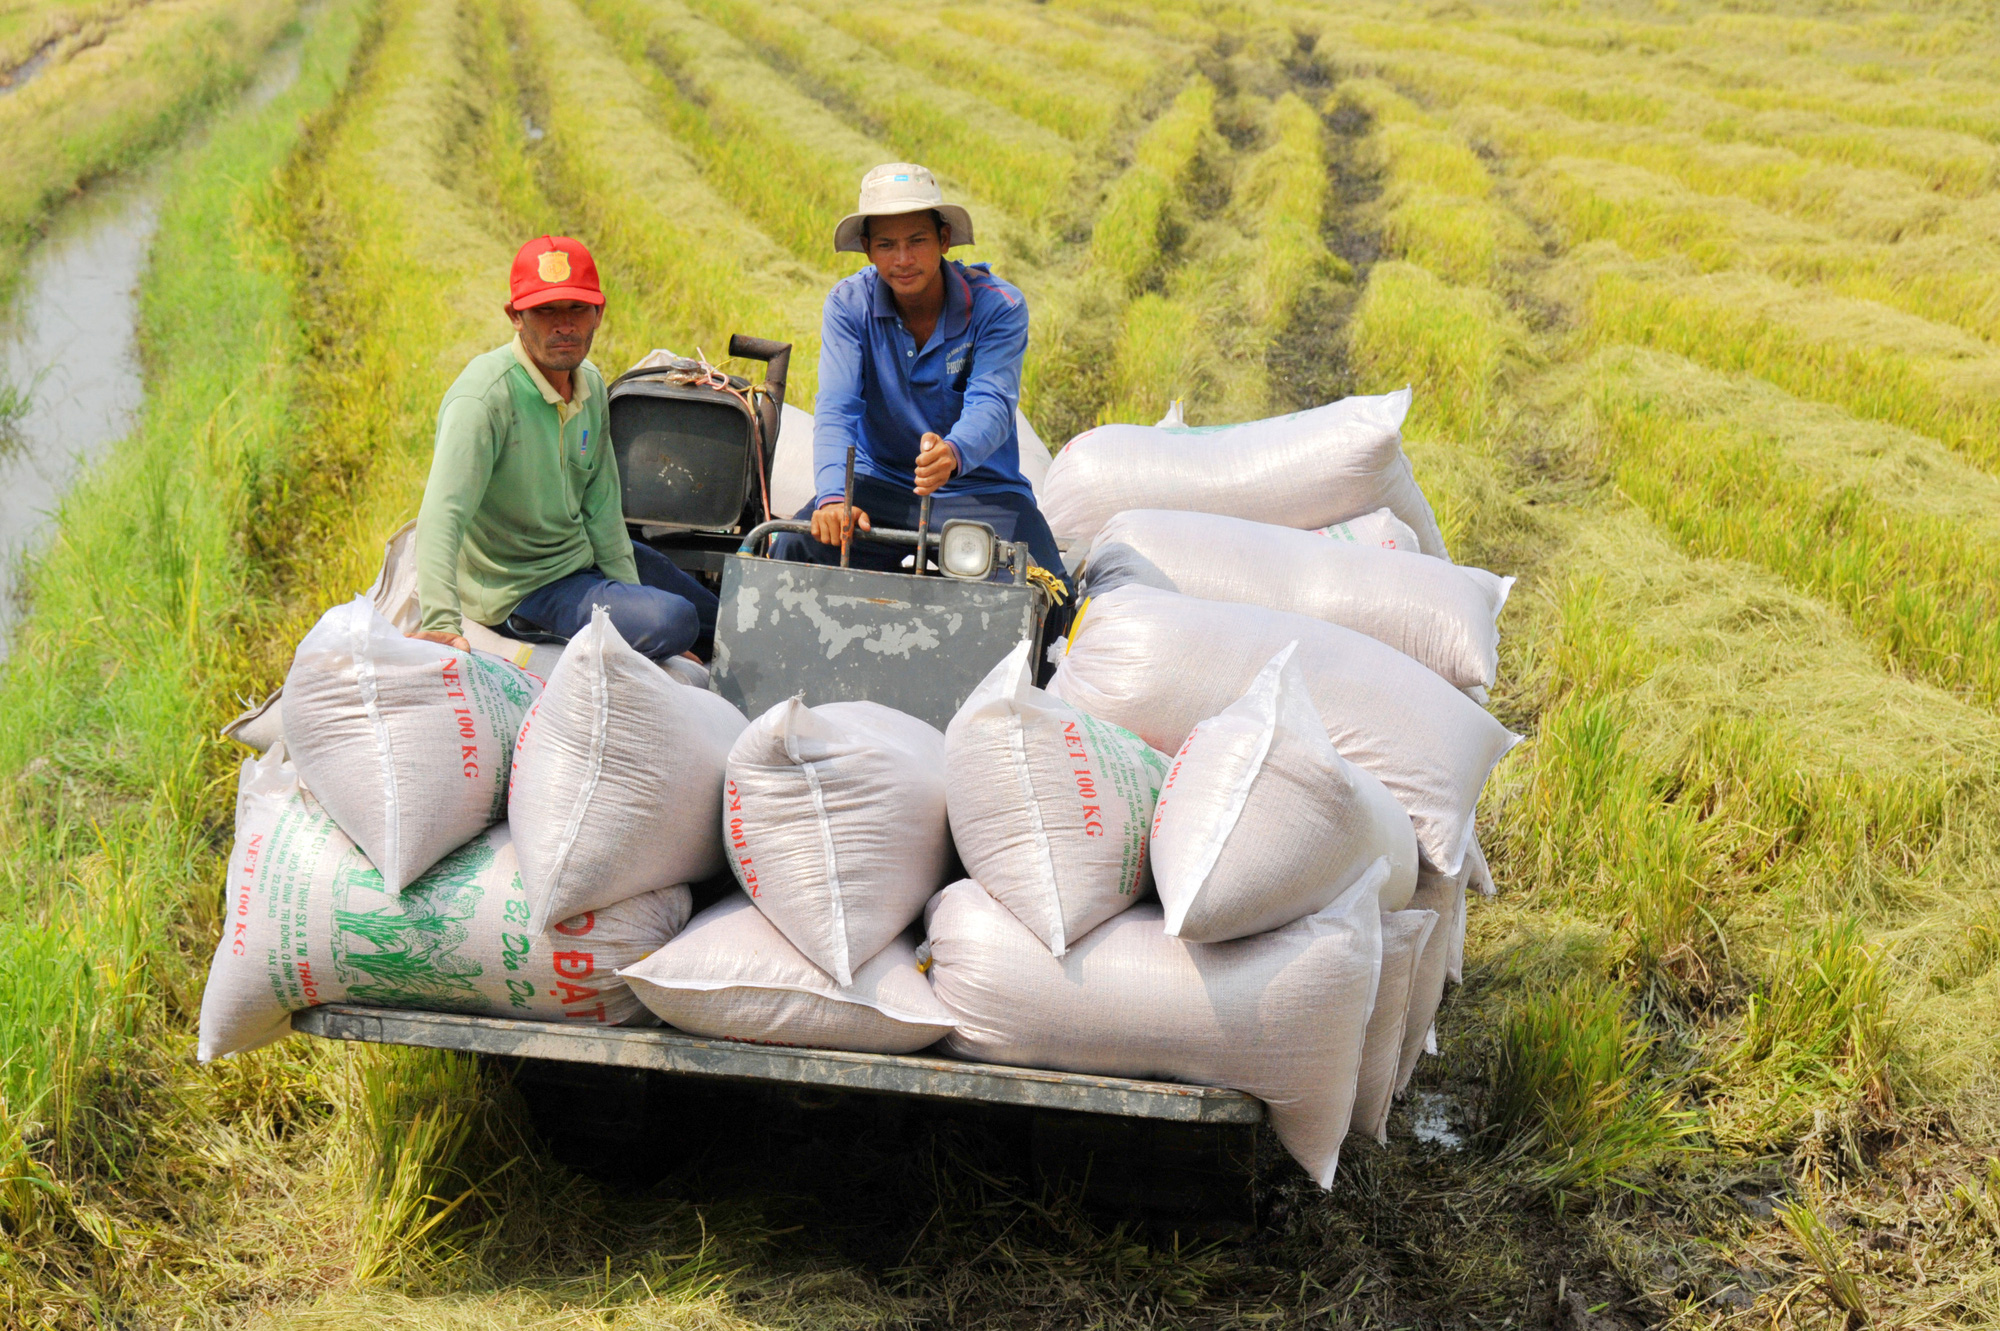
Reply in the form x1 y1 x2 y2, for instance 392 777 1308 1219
510 236 602 309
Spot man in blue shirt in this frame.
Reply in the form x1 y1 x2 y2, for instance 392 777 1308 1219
770 164 1072 613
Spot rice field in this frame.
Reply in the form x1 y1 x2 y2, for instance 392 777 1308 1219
3 0 1999 1324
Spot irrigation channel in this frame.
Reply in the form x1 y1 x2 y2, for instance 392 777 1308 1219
0 28 305 655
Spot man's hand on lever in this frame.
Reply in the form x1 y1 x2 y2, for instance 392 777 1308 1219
409 628 470 651
812 502 872 547
914 432 957 497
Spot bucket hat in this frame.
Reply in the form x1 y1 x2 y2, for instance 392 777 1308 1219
833 163 974 255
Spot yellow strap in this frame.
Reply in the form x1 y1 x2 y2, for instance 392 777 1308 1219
1024 564 1068 605
1065 596 1091 655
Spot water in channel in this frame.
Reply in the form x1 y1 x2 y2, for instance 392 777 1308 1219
0 25 307 658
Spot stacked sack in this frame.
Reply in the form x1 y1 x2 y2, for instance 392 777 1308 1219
199 384 1516 1196
197 599 739 1058
616 637 1173 1052
923 388 1519 1186
620 692 963 1051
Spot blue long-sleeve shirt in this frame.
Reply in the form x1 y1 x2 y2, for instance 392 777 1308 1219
812 260 1033 506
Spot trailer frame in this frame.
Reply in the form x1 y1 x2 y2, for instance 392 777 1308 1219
294 1005 1264 1125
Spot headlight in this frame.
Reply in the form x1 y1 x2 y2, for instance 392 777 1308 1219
939 520 997 580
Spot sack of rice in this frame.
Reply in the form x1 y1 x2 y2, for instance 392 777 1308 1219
619 895 954 1054
197 746 689 1061
1053 585 1518 876
283 597 540 889
725 699 949 986
925 877 1383 1188
1396 882 1458 1095
1315 507 1420 551
1349 908 1438 1142
1151 644 1418 942
1414 852 1475 986
510 607 747 932
1039 388 1448 557
1082 510 1514 692
945 640 1170 955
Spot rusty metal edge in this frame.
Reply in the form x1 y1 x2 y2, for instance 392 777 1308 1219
292 1006 1264 1124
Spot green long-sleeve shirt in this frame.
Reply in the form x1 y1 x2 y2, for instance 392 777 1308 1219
416 338 638 635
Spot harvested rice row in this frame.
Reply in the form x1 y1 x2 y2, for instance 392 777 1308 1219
1466 110 2000 346
1239 92 1334 335
1329 16 2000 177
1348 74 2000 712
570 0 873 274
1088 77 1217 296
0 0 300 293
679 0 1080 226
1580 349 2000 709
1343 77 2000 482
1087 86 1348 429
1342 113 2000 1136
1340 79 2000 449
1044 0 1221 47
1579 261 2000 476
276 0 544 602
0 0 153 77
1334 79 1530 291
937 4 1175 92
499 0 826 398
800 0 1137 145
1337 42 1996 223
1494 11 2000 146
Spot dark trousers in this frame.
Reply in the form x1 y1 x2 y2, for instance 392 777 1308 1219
766 474 1076 643
496 541 719 661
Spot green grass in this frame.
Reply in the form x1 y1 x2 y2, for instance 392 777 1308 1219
1485 979 1687 1202
0 0 374 1311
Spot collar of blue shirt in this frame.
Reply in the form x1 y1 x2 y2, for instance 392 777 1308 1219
867 260 974 345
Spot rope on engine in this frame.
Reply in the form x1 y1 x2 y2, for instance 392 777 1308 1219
650 349 773 522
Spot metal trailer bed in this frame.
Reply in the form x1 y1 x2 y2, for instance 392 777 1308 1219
293 1005 1263 1125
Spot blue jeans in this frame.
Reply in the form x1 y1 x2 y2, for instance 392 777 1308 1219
496 541 719 661
767 475 1075 644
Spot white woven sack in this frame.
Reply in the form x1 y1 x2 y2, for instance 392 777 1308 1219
1039 388 1448 557
620 895 955 1054
1151 644 1419 942
220 522 563 755
1396 872 1460 1095
369 520 567 676
926 878 1382 1188
1053 585 1518 877
768 402 817 519
725 698 949 986
1412 854 1473 988
1082 510 1514 692
1315 507 1420 552
510 607 747 932
770 405 1050 514
1349 908 1438 1143
197 746 690 1060
284 597 541 889
945 640 1170 955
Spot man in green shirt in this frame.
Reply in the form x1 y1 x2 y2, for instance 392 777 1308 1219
410 236 716 661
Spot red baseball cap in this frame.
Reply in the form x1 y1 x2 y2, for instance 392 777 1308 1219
509 235 603 309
